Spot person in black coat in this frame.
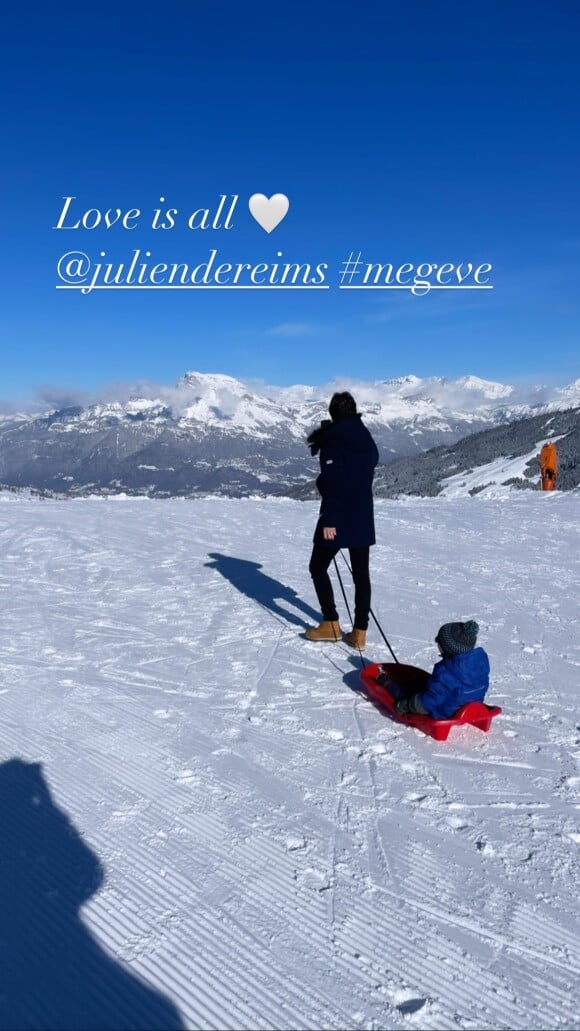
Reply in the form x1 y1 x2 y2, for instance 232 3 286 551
305 392 379 649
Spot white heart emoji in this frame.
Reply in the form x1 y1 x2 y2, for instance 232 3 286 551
248 193 289 233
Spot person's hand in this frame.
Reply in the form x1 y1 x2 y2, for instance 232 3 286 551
323 527 337 540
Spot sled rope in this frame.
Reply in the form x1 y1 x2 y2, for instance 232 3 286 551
339 551 400 664
332 556 366 667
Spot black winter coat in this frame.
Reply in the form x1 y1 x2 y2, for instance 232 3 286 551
311 415 379 548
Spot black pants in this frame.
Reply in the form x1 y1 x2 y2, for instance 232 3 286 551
309 534 371 630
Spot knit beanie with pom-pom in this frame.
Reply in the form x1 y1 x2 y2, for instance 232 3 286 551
436 620 479 658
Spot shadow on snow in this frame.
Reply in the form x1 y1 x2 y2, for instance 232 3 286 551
205 552 320 628
0 758 185 1031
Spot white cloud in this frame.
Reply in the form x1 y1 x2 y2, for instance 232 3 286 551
264 322 320 337
1 369 577 419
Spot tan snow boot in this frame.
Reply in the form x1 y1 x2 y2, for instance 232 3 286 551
345 628 367 650
305 620 342 642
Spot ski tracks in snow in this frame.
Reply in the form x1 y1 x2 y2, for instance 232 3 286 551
0 495 579 1030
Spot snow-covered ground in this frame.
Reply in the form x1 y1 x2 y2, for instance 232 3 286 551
1 493 579 1031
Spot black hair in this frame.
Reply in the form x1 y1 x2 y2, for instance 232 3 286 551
329 391 357 422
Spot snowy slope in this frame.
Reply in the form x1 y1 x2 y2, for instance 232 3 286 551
1 495 579 1030
439 434 568 497
372 407 580 498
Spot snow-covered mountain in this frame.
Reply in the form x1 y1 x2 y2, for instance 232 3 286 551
369 407 580 498
0 371 578 497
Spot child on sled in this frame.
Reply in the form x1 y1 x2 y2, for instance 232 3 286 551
379 620 490 720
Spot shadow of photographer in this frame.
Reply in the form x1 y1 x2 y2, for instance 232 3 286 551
0 758 185 1031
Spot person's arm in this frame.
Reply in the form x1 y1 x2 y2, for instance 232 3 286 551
318 440 347 529
406 660 452 717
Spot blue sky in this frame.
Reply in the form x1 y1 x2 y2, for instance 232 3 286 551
2 1 579 402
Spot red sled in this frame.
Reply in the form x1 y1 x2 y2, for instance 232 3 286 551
359 662 502 742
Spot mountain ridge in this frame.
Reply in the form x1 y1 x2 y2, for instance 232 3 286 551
0 371 578 497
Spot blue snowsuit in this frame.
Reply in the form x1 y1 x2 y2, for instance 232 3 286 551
419 647 490 719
